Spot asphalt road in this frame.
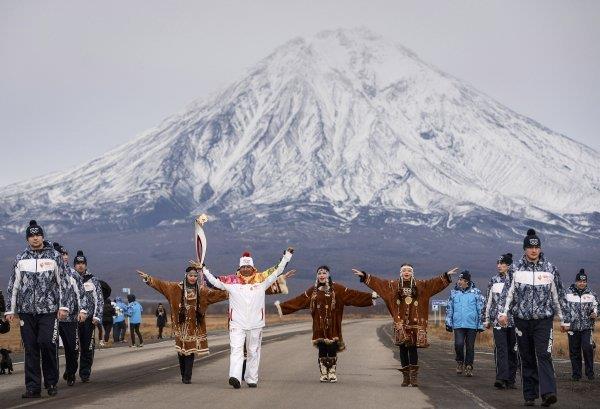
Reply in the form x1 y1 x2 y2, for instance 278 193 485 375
0 319 598 408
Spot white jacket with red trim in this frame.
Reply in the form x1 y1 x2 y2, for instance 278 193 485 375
203 250 292 330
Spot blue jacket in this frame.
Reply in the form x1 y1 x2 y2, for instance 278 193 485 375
5 244 70 315
126 301 143 324
446 282 484 330
498 254 568 324
113 297 127 323
564 284 598 331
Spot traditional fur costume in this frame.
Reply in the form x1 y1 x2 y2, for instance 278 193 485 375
359 269 451 386
277 272 375 382
142 274 228 356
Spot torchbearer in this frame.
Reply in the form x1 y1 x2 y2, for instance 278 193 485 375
275 265 377 382
202 247 294 389
353 264 457 387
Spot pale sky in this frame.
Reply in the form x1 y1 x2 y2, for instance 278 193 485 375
1 0 598 186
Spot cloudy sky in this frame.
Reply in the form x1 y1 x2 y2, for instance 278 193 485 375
1 0 598 186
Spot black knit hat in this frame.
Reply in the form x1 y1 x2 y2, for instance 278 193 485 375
25 219 44 238
497 253 513 265
523 229 541 249
459 270 471 282
576 269 587 282
53 242 68 255
73 250 87 265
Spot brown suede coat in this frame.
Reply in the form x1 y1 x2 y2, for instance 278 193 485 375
362 272 451 348
145 276 228 355
279 282 373 351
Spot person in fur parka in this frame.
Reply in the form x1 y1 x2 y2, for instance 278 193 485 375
353 264 457 387
137 264 228 383
275 266 377 382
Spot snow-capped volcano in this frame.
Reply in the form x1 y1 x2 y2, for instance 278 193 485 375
1 28 599 236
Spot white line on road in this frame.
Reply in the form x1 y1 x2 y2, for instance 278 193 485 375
444 381 497 409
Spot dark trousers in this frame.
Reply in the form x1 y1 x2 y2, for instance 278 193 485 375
178 353 195 381
399 344 418 367
317 341 338 358
515 317 556 400
113 321 125 342
102 322 112 342
493 327 518 382
130 323 143 345
568 329 595 379
20 313 59 391
58 321 79 377
78 318 96 379
454 328 477 366
158 325 165 339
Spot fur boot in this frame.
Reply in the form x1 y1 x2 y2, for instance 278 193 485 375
318 358 328 382
409 365 419 387
400 366 410 387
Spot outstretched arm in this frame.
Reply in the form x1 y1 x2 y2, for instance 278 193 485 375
340 285 376 307
276 288 312 316
352 269 390 297
137 270 180 297
264 248 294 288
202 268 227 291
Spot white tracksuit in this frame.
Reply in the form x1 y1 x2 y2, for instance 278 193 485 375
203 251 293 384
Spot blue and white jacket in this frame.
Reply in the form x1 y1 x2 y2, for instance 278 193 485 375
564 284 598 331
79 271 104 323
445 282 484 330
61 266 87 322
113 297 127 323
498 254 568 325
482 272 513 328
5 244 70 315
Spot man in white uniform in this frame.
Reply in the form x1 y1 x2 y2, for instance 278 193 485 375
203 247 293 389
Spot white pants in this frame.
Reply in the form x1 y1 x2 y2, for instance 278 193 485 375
229 327 263 384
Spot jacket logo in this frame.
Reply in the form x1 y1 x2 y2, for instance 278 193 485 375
39 261 54 269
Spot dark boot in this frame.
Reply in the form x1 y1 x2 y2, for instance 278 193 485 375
409 365 419 387
400 366 410 387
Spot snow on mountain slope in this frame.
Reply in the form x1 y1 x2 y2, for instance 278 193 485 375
1 28 598 236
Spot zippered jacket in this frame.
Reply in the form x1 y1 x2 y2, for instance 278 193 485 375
445 282 484 330
564 284 598 331
482 272 513 328
61 266 87 322
5 244 70 315
126 301 143 324
203 250 292 330
498 254 568 324
113 298 127 323
80 271 104 322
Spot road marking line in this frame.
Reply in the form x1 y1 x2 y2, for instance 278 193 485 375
444 380 497 409
157 349 229 371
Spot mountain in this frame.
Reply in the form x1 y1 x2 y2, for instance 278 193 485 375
1 27 599 241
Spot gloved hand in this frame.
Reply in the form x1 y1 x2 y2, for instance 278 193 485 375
445 325 453 333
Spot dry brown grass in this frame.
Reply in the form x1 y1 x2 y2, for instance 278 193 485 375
0 314 313 353
427 320 600 360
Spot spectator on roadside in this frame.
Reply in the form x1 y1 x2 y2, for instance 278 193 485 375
126 294 143 347
112 297 127 342
156 303 167 339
